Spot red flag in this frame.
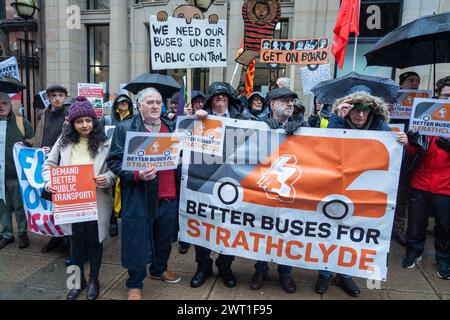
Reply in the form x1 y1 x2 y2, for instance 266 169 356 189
332 0 360 69
245 59 256 97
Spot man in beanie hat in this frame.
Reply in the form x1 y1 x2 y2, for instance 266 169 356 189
0 92 34 250
24 84 71 254
189 81 247 290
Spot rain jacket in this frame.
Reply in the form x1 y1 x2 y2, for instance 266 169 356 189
407 137 450 196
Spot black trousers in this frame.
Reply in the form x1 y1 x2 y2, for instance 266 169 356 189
194 245 234 271
406 188 450 268
70 221 103 280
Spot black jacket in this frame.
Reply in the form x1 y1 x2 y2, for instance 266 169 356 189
106 114 175 270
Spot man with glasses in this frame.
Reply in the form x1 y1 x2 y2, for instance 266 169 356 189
107 87 181 300
248 87 308 294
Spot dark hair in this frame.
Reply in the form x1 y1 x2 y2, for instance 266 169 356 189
60 117 108 159
436 76 450 96
399 71 420 86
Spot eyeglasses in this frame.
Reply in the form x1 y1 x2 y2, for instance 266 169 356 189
145 100 162 106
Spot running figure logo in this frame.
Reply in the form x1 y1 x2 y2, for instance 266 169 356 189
257 155 301 203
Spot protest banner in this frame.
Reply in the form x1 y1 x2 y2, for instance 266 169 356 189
409 98 450 138
176 115 226 157
0 121 6 200
0 57 21 80
77 83 104 117
51 164 98 225
149 15 227 70
388 123 405 132
122 132 180 171
391 90 432 120
179 120 403 281
13 144 68 237
260 37 329 65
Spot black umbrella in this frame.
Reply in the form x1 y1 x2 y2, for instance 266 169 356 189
364 12 450 93
0 75 26 94
123 73 181 97
311 72 400 104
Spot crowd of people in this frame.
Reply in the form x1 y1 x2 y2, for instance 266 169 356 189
0 71 448 300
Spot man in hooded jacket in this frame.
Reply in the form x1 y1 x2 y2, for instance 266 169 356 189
188 82 247 289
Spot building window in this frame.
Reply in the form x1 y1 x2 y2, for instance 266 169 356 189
336 0 403 79
87 0 110 10
87 25 110 89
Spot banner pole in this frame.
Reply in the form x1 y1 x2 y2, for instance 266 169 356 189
186 69 192 106
352 35 358 72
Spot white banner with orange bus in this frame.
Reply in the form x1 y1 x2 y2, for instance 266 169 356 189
409 98 450 138
179 120 403 281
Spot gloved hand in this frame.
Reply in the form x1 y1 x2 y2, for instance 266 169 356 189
265 118 281 129
406 130 421 148
284 121 304 135
436 137 450 152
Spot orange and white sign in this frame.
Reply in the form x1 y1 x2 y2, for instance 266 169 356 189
409 98 450 138
179 120 403 281
176 116 226 156
122 132 180 171
260 37 329 65
51 164 98 225
391 90 432 120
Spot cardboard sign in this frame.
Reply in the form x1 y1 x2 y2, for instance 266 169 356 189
260 37 329 65
391 90 432 120
51 164 98 225
13 145 68 237
179 119 403 281
300 64 331 95
105 125 116 139
149 16 227 70
78 83 104 117
176 116 226 156
122 132 180 172
409 98 450 138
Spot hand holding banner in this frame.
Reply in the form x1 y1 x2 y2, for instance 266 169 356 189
51 164 98 225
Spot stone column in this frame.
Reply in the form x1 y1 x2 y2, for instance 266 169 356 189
109 0 129 94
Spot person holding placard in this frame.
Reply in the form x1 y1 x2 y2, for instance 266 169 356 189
249 87 308 294
402 77 450 280
107 87 181 300
42 97 115 300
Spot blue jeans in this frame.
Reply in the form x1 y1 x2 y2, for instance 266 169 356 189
126 268 147 290
406 189 450 268
149 199 178 277
255 261 292 276
319 270 352 279
126 199 178 289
